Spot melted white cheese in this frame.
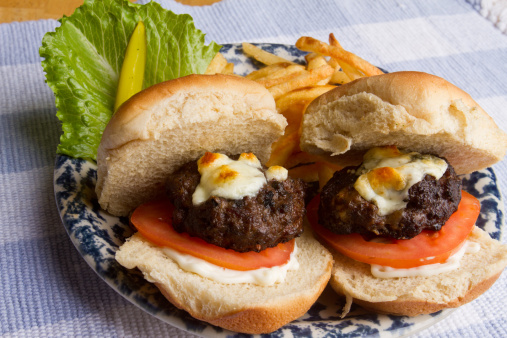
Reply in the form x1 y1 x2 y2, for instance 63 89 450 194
266 165 288 181
192 152 287 205
370 241 480 278
192 153 266 205
354 147 448 216
161 243 299 285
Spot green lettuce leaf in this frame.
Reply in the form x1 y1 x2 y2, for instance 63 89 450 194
40 0 221 160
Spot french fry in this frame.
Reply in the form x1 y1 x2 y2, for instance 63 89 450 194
317 161 343 189
266 129 300 167
242 42 295 65
245 62 292 81
305 52 318 62
266 117 303 167
330 68 351 84
339 61 364 80
275 85 335 114
328 34 365 81
295 36 383 77
328 33 346 51
271 87 336 167
269 86 333 167
276 101 306 129
284 151 327 169
288 163 320 182
306 54 332 85
221 62 235 75
256 64 306 88
268 64 334 99
205 52 228 74
307 55 328 70
326 57 349 83
328 57 362 81
306 50 351 84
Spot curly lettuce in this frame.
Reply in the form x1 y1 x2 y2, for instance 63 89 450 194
40 0 221 160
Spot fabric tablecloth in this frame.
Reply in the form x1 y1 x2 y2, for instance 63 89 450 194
1 0 506 336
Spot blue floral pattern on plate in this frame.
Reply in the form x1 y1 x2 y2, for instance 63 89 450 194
54 43 504 337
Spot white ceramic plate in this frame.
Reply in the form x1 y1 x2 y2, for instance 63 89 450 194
54 43 505 337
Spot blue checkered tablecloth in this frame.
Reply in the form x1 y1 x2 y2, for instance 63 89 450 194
1 0 506 337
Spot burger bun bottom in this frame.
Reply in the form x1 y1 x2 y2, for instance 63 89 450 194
116 226 333 334
327 227 507 317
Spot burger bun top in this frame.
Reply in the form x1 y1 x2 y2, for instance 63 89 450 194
300 71 507 174
96 74 287 216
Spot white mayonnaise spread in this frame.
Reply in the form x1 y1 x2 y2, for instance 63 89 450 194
192 152 287 205
161 242 299 285
370 241 480 278
354 146 448 216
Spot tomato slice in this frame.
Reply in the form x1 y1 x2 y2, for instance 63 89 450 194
130 199 295 271
307 191 480 269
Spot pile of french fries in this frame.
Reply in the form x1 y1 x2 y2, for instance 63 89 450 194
205 34 383 188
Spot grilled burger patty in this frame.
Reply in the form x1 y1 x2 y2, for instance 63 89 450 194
318 161 462 239
166 160 306 252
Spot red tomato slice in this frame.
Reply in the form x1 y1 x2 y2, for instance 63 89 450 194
130 199 295 271
307 191 480 269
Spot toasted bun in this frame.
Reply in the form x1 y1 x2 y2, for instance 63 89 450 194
326 227 507 316
300 71 507 174
116 227 333 334
96 74 287 216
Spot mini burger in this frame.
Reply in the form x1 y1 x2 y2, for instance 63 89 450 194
300 71 507 316
96 74 332 334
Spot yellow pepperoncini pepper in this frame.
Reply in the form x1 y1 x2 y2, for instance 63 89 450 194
114 21 146 112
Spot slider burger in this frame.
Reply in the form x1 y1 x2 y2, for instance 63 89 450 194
300 71 507 316
95 74 333 334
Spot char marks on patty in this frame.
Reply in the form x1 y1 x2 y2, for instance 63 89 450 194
318 159 462 239
167 159 306 252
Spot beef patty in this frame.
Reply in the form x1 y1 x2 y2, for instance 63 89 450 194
318 160 462 239
166 160 305 252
